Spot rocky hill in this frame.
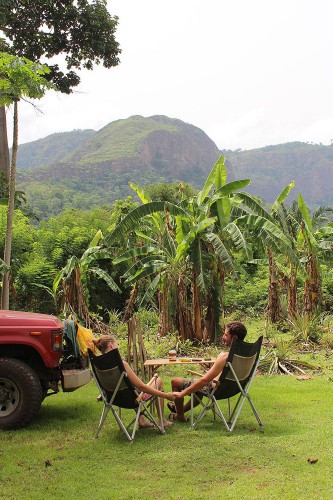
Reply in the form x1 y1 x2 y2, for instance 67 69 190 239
17 115 222 217
225 142 333 205
16 115 333 218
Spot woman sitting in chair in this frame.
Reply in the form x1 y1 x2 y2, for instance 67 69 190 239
92 334 174 428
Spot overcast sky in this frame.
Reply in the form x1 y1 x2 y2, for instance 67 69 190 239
6 0 333 150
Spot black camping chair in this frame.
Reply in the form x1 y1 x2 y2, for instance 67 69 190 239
190 336 263 432
88 348 165 442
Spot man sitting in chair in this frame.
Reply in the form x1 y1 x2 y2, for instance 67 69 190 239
92 334 174 428
169 321 247 422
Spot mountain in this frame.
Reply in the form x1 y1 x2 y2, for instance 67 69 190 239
17 129 96 170
225 142 333 205
16 115 333 218
17 115 222 217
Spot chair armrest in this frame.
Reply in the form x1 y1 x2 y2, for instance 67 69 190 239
136 374 158 403
187 369 218 384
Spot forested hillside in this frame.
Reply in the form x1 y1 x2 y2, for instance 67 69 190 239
17 115 221 218
225 142 333 206
15 115 333 218
17 129 96 170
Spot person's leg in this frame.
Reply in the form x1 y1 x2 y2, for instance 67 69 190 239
138 413 154 428
170 377 188 421
153 376 172 426
171 377 203 418
182 392 203 413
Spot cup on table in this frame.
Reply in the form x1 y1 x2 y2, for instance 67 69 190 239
169 350 177 361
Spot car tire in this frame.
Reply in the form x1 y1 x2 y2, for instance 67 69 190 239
0 357 43 430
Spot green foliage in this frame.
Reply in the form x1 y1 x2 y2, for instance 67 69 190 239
17 171 155 219
0 172 8 199
145 182 196 204
288 311 320 343
15 256 56 313
16 130 96 171
224 264 268 313
0 257 10 276
0 52 53 106
0 0 120 94
0 206 35 273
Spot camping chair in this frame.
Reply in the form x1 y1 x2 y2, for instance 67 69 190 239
189 336 263 432
88 348 165 442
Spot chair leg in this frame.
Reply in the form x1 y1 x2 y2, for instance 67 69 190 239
143 400 165 434
129 409 141 441
211 399 230 429
247 396 264 430
96 405 110 438
191 397 215 429
156 397 165 434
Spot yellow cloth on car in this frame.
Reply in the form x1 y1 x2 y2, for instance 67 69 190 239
76 323 96 355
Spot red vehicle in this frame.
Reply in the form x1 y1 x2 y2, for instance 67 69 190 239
0 310 91 430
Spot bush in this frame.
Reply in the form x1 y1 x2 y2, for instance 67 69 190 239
223 266 268 313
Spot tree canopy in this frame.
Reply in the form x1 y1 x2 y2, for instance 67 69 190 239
0 0 121 93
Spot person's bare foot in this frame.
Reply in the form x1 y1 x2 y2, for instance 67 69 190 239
159 419 173 427
138 416 154 428
169 413 188 422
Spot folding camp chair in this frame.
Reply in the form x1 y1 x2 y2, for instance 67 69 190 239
190 336 263 432
88 348 165 442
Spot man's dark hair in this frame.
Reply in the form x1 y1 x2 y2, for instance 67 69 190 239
226 321 247 341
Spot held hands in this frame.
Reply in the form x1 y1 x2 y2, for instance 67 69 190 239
172 391 184 399
164 392 176 401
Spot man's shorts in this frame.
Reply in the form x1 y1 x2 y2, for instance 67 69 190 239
179 378 195 390
179 378 213 392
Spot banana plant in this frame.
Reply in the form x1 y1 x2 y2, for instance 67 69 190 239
297 195 333 315
56 230 120 318
109 156 252 342
233 181 303 323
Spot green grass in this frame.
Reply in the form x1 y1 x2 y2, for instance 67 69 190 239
1 375 333 499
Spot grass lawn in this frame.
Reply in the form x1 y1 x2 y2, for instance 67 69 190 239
1 374 332 499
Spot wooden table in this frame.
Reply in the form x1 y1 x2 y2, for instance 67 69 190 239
144 357 216 379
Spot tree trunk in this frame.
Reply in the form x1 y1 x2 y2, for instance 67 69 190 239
192 270 203 341
123 283 138 322
203 289 215 343
287 266 298 320
1 101 18 309
0 106 10 182
302 253 321 315
158 282 169 337
267 246 281 323
176 276 194 341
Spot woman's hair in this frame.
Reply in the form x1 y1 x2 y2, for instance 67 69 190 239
226 321 247 341
92 334 116 354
